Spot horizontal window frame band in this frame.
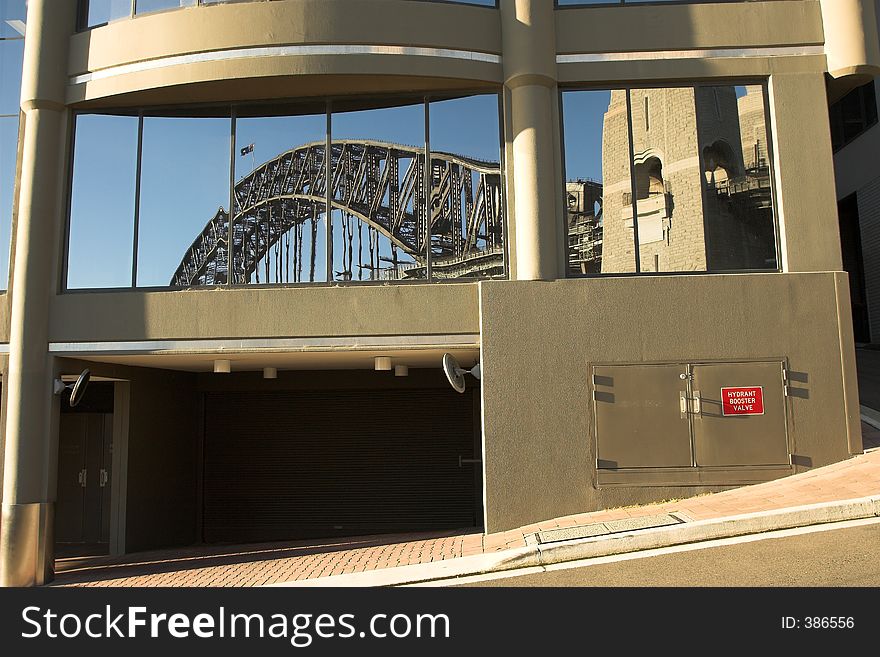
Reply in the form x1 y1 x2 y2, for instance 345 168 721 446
70 44 503 86
556 45 825 65
70 43 822 88
45 334 481 356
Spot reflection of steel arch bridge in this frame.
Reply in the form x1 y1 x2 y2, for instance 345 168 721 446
171 140 505 286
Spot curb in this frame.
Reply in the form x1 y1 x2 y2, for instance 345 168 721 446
270 495 880 587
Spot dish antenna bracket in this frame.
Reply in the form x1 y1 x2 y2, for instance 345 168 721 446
442 353 481 394
53 369 91 408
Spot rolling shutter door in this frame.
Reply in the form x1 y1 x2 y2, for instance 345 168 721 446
202 387 479 543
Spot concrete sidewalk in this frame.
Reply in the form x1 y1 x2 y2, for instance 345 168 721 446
52 422 880 588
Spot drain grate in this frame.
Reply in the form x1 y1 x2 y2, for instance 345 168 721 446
536 514 683 545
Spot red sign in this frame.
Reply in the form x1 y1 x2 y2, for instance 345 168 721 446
721 387 764 416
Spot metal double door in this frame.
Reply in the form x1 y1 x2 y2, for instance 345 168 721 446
593 361 790 469
56 413 113 544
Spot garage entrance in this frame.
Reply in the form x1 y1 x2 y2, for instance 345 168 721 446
201 384 482 543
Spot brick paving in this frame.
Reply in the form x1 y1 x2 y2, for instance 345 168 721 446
53 423 880 588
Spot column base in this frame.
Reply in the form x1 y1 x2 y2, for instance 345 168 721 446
0 502 54 587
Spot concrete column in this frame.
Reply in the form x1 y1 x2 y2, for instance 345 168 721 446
500 0 562 281
819 0 880 82
768 72 842 273
1 0 75 587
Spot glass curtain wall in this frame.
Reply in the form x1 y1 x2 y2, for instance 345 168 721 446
65 94 505 289
0 0 26 289
561 84 777 276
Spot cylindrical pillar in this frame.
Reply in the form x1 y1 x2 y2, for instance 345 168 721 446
500 0 561 281
1 0 76 587
819 0 880 81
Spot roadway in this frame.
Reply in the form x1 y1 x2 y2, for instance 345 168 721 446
454 519 880 587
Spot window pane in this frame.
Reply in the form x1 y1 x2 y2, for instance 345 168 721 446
627 87 705 273
81 0 132 27
233 111 327 284
698 84 777 270
0 116 17 287
138 116 231 287
864 81 878 126
429 94 504 279
134 0 196 15
330 101 426 282
563 89 635 274
67 114 138 289
0 37 23 116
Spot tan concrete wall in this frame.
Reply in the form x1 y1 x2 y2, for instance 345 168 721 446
556 1 824 56
48 283 479 343
67 0 502 106
479 272 860 533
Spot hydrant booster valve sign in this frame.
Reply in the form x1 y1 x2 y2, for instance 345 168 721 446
721 387 764 416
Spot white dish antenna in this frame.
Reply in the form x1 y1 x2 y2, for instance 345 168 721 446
442 353 481 394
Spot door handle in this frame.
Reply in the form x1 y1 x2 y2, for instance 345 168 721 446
77 469 87 488
99 469 109 488
458 456 482 467
680 391 702 417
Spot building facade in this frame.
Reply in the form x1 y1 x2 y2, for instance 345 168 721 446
0 0 875 586
831 0 880 344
